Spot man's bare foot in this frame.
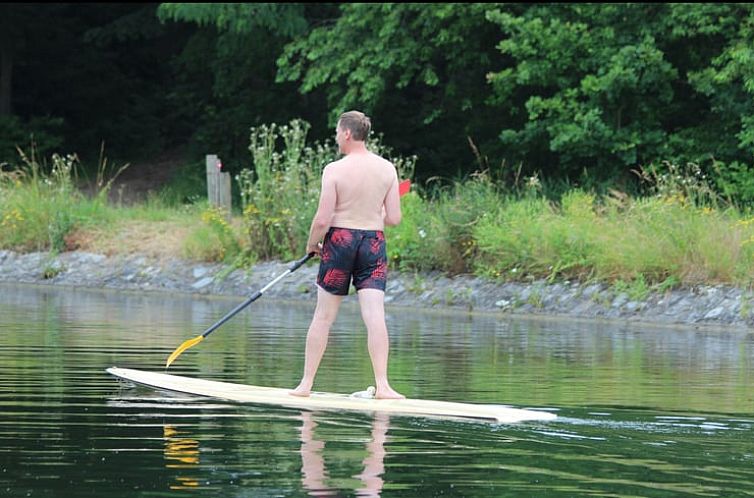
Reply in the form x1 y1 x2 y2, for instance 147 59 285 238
289 385 311 397
375 387 405 400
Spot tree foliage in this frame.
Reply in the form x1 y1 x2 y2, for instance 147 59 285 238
3 3 754 204
276 3 502 174
157 3 308 37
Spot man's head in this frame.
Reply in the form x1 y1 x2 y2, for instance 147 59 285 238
337 110 371 143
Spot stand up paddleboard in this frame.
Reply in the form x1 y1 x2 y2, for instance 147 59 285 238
106 367 556 424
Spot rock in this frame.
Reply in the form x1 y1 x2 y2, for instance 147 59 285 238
612 293 629 308
581 284 602 298
1 249 753 329
704 306 725 320
192 277 214 289
623 302 636 313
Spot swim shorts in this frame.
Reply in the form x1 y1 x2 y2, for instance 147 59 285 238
317 227 388 296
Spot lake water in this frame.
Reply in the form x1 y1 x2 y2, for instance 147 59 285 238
1 282 753 497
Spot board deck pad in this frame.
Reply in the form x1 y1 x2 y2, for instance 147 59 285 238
106 367 556 423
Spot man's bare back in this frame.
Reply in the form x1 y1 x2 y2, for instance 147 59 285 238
326 151 399 231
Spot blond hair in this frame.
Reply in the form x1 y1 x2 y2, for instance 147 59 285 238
338 110 371 142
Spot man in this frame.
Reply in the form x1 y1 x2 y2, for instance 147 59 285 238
290 110 404 399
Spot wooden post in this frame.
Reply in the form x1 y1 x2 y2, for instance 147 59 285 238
206 154 231 216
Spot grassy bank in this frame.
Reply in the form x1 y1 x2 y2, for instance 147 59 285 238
0 152 229 261
2 142 753 293
391 179 754 293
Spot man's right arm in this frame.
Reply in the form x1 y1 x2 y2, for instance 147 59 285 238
306 165 337 254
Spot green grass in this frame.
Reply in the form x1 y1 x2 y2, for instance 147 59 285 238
385 173 754 289
2 145 753 291
0 153 245 261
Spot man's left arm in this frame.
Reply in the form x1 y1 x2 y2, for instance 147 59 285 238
383 169 401 226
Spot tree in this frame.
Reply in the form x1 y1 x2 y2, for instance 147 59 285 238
485 4 682 181
672 4 754 203
485 3 754 194
156 3 309 37
155 3 334 171
1 4 193 164
276 3 504 179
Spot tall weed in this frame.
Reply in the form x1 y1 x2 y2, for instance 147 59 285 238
470 178 754 287
0 152 106 251
237 119 416 260
237 119 330 259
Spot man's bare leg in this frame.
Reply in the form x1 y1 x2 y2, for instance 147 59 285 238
357 289 404 399
291 287 343 397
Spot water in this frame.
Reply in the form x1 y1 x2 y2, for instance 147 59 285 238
1 282 753 497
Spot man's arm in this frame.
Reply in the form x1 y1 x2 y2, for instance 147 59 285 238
306 165 337 254
383 169 402 226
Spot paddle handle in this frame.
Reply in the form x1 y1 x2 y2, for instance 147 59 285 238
289 252 315 272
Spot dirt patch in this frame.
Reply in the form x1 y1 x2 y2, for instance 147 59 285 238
85 148 189 205
70 221 193 260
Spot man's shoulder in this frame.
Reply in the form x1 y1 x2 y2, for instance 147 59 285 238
323 158 347 176
368 151 393 165
362 152 395 174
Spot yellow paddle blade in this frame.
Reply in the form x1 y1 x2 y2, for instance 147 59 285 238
165 335 205 368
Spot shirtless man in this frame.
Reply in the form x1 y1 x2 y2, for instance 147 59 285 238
290 110 405 399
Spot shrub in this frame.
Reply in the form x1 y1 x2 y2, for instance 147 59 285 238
237 119 416 261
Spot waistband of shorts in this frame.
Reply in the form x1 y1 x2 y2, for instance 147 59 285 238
329 226 384 238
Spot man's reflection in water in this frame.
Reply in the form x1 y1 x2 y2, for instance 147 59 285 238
163 424 200 490
299 411 390 497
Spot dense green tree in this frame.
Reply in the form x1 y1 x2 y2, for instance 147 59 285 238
3 3 754 203
670 4 754 202
1 3 191 165
485 3 754 193
486 4 681 181
0 4 69 161
277 3 503 179
154 3 335 172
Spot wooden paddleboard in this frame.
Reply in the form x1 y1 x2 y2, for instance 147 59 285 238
106 367 556 423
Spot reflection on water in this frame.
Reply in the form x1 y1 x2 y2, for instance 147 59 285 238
157 411 391 496
2 282 754 497
299 411 389 498
163 425 200 490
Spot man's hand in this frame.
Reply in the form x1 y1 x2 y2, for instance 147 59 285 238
307 241 323 256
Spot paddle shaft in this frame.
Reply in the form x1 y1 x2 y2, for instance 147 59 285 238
200 252 314 339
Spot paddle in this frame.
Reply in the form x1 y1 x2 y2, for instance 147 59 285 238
165 178 412 368
165 252 314 368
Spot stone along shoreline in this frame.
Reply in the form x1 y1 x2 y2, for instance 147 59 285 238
1 250 752 329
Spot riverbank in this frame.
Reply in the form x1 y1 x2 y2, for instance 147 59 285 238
1 249 752 330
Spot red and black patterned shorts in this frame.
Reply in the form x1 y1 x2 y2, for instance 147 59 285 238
317 227 388 296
